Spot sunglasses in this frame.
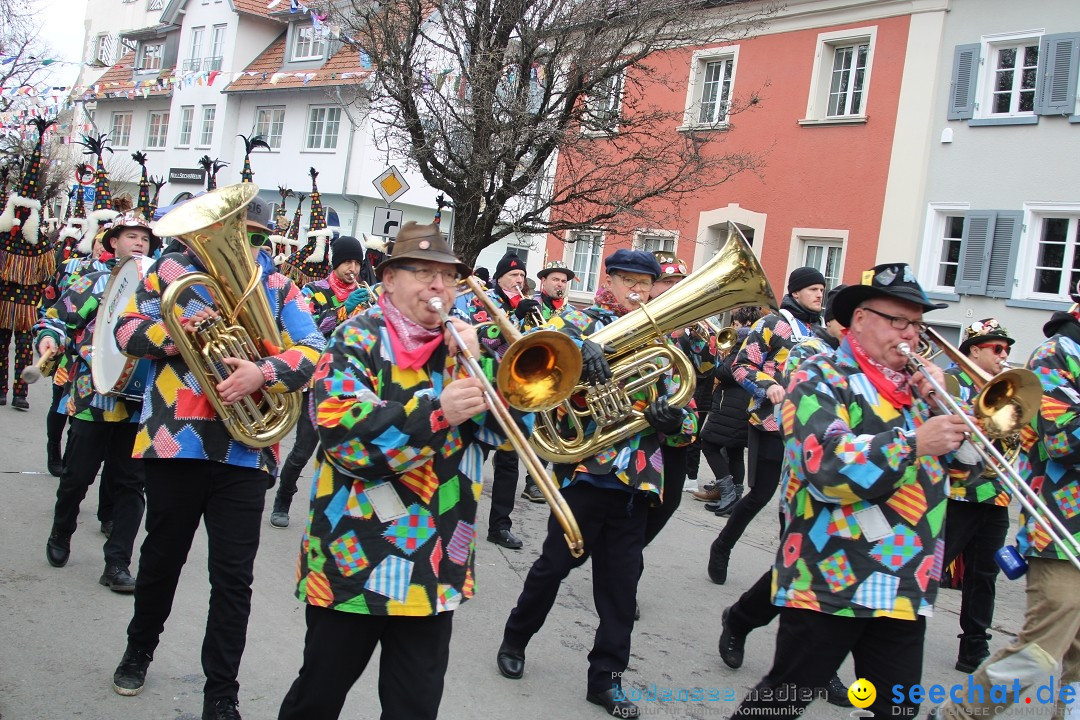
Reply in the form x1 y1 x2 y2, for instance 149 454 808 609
248 231 269 247
977 343 1010 355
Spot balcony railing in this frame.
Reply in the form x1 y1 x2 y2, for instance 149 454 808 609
203 56 223 71
183 58 201 72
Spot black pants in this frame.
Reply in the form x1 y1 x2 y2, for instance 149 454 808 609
127 458 267 701
53 419 144 567
643 444 686 548
942 499 1009 644
703 442 746 487
0 327 32 399
714 427 784 553
503 481 648 694
279 606 454 720
489 448 519 533
728 569 780 636
47 381 68 452
276 392 318 511
685 408 708 479
735 608 925 719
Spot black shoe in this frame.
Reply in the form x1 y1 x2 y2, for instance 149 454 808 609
955 654 987 673
825 674 853 707
269 511 290 528
520 482 546 503
0 396 6 406
496 642 525 679
706 497 738 515
11 396 28 410
956 634 989 673
586 688 640 717
100 565 136 593
112 646 152 696
100 520 113 537
707 541 729 585
47 443 62 477
718 607 745 669
487 529 523 549
203 697 242 720
46 531 70 568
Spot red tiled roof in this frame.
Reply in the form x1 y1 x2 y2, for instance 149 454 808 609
82 52 175 101
223 34 370 93
233 0 282 20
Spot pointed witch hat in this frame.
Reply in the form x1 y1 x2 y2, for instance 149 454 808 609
149 175 166 217
0 116 57 246
79 133 114 212
131 150 151 219
276 192 307 280
238 134 270 183
300 167 332 275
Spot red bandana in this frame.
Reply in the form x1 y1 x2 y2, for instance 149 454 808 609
594 286 634 317
378 294 444 370
844 330 913 408
327 272 357 303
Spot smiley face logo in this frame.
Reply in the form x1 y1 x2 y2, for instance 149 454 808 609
848 678 876 709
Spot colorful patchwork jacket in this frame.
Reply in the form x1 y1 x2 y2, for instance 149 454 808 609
467 287 524 361
772 337 952 620
543 302 698 500
1018 334 1080 561
302 276 361 337
296 303 526 616
40 256 111 390
944 366 1012 506
114 250 324 470
35 264 141 423
536 291 573 324
733 305 816 432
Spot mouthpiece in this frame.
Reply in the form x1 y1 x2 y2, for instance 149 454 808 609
428 297 445 313
897 342 913 355
627 292 642 306
555 288 565 298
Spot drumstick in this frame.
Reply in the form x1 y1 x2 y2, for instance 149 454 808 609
22 348 57 384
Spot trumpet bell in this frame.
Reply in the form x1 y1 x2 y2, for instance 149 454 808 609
716 327 739 355
979 368 1043 438
498 330 582 412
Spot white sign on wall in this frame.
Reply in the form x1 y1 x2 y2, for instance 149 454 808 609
372 206 403 238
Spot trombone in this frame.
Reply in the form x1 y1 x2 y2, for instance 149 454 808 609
898 328 1080 571
430 280 585 557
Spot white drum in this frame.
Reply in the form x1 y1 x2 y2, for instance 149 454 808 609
92 254 154 400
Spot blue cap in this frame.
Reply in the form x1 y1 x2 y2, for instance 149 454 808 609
605 249 662 280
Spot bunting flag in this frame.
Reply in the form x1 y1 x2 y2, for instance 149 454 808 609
132 150 151 219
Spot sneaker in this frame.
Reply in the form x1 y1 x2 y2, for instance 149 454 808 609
520 482 546 504
718 607 745 668
683 476 699 493
100 565 136 593
269 511 290 528
203 696 242 720
113 646 152 696
11 396 28 410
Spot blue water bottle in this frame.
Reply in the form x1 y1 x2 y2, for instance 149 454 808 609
995 545 1028 580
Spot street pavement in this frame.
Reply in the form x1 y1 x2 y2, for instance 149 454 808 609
0 377 1034 720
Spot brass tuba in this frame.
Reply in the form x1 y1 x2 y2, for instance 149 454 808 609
154 183 302 448
519 223 776 464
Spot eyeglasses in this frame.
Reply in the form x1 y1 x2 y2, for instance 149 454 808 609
247 231 269 247
394 264 460 285
612 274 654 290
860 306 927 333
977 343 1010 355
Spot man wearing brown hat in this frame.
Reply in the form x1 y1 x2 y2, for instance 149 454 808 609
278 221 524 720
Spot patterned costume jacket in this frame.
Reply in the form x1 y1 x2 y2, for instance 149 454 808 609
944 367 1012 506
1018 334 1080 561
773 337 952 620
41 256 111 390
543 303 697 499
114 250 324 470
302 276 361 337
467 287 522 361
296 304 525 616
535 291 573 323
734 309 815 432
35 264 140 422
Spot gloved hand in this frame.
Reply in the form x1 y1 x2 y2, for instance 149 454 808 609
343 284 371 314
513 298 542 321
644 397 685 435
580 339 614 386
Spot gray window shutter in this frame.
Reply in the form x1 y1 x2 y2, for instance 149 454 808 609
948 44 980 120
1035 33 1080 115
954 212 995 295
985 211 1023 298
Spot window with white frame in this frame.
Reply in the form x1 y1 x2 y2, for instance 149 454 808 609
802 27 876 123
637 233 675 253
254 107 285 149
291 25 326 62
177 106 194 146
923 209 1022 298
146 111 170 149
110 112 132 148
207 25 226 70
569 231 604 293
1028 213 1080 300
935 215 965 289
584 72 623 133
199 106 216 147
305 106 341 150
987 40 1039 115
186 26 204 72
94 33 115 65
139 41 163 71
803 241 843 291
684 48 738 127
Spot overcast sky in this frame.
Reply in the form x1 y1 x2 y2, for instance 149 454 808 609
36 0 90 88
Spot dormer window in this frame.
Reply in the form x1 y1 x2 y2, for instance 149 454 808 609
291 26 326 62
139 41 163 72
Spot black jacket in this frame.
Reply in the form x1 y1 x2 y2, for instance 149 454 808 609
700 328 751 448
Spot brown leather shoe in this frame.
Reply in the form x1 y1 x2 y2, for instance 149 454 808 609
693 486 724 502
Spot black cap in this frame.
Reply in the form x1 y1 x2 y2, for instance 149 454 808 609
823 284 848 323
494 251 526 281
958 318 1015 355
831 263 947 327
331 235 365 270
787 266 827 294
604 249 662 280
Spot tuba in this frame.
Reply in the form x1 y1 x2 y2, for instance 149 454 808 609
153 183 302 448
513 223 776 464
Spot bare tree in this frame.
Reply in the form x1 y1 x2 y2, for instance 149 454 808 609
0 0 58 115
330 0 777 264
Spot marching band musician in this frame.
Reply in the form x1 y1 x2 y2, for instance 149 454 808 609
940 318 1016 673
931 308 1080 720
110 196 324 720
277 223 523 720
468 250 532 549
520 260 576 504
732 264 969 720
36 213 159 594
496 249 697 719
270 235 371 529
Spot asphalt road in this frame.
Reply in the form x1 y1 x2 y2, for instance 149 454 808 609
0 377 1034 720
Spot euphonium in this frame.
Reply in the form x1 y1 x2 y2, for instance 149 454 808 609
154 183 302 448
523 223 777 464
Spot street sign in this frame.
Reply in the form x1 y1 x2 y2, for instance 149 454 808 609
372 206 403 238
373 166 409 205
82 186 95 203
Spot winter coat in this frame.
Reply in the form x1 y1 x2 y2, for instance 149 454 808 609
700 328 752 449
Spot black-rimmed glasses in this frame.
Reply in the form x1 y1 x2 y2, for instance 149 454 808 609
394 264 460 285
860 306 927 333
